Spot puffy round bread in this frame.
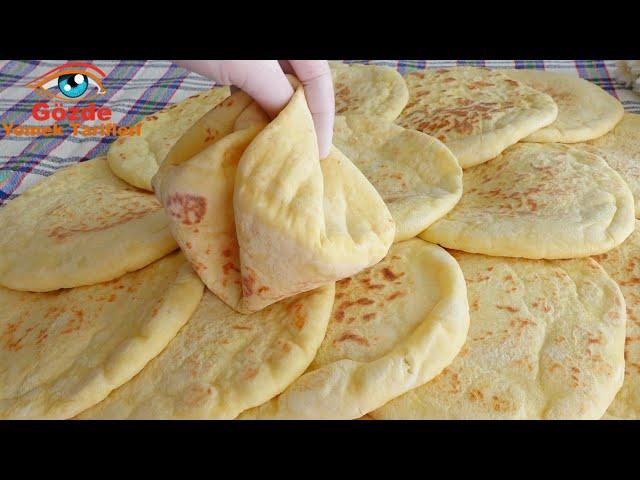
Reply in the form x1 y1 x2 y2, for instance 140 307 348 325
593 221 640 419
397 67 558 168
330 62 409 121
579 113 640 218
107 86 230 190
332 115 462 242
155 86 395 314
0 252 204 419
372 252 627 420
239 239 469 419
78 284 335 419
421 143 635 259
500 69 624 143
0 157 178 292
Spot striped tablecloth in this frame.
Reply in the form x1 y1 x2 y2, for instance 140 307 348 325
1 60 638 206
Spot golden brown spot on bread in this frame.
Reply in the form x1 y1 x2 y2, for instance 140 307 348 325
356 298 374 305
588 333 603 344
363 313 376 322
360 277 385 290
386 291 406 301
381 267 404 281
496 304 519 313
292 302 306 330
232 325 251 331
61 309 85 335
192 261 207 273
35 328 48 345
166 193 206 226
49 204 159 241
491 395 510 412
509 318 537 330
204 127 219 142
469 389 484 402
334 332 369 347
222 262 240 275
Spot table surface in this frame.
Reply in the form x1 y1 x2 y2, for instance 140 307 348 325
0 60 637 206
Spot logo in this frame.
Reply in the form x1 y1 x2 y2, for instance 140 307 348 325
25 62 107 102
2 61 141 139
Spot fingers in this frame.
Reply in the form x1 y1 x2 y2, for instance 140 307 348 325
174 60 334 158
174 60 294 119
288 60 335 158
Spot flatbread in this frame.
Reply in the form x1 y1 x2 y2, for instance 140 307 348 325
372 252 626 420
0 156 178 292
500 69 624 143
330 62 409 120
593 221 640 419
155 86 395 314
332 115 462 242
78 284 335 419
579 113 640 218
239 239 469 419
421 143 635 259
107 86 230 190
397 67 558 168
0 252 204 419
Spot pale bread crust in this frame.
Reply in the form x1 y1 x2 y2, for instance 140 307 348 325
397 67 558 168
0 157 178 292
372 252 626 420
594 221 640 419
79 285 334 419
421 143 635 259
333 115 462 242
577 113 640 218
500 69 624 143
239 239 469 419
107 87 230 190
0 253 203 419
330 62 409 121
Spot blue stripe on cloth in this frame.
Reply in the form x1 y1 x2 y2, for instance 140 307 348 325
82 62 187 161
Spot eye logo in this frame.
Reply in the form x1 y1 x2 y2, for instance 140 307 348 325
26 62 107 102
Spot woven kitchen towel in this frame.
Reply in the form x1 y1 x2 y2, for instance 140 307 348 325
0 60 637 206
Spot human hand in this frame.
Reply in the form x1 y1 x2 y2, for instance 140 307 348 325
174 60 335 158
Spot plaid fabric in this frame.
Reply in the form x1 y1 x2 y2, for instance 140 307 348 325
0 59 638 207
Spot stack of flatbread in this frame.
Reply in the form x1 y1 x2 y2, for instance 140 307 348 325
1 62 638 420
